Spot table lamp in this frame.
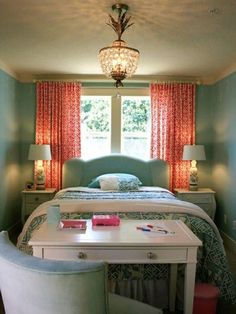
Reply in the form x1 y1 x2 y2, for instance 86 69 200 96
28 144 51 190
183 144 206 191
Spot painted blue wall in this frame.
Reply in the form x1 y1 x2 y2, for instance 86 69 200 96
196 80 236 241
18 82 36 186
210 73 236 240
195 85 214 187
0 70 21 229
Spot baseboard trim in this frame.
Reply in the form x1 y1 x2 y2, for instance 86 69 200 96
220 230 236 254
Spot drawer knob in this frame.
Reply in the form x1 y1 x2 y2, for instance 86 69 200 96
78 252 87 259
147 252 155 259
35 197 39 201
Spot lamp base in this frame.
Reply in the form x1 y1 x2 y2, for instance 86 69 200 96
36 184 46 190
189 161 198 191
189 184 198 191
35 165 46 190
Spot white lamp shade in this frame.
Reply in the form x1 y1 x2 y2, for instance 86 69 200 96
28 144 51 161
183 145 206 161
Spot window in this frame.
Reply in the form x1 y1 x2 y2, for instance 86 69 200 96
81 89 150 160
121 96 150 159
81 96 111 160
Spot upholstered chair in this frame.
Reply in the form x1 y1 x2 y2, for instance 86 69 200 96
0 231 162 314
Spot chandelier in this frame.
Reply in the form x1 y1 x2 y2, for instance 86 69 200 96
99 3 140 88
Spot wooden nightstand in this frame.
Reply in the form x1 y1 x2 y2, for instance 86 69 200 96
174 188 216 220
21 188 57 224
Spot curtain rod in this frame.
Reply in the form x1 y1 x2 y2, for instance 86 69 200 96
34 79 201 85
31 74 202 85
151 80 201 85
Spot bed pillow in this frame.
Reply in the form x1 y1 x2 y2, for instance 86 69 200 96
88 173 142 190
99 176 119 190
99 175 141 191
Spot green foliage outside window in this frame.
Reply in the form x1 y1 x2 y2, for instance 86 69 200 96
122 98 150 132
81 98 110 132
81 97 150 133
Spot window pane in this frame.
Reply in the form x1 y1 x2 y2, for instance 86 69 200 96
121 96 151 160
81 96 111 160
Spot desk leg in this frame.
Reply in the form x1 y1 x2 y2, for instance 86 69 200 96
32 247 44 258
184 261 197 314
169 264 177 312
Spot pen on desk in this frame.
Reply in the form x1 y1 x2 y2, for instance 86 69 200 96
141 228 168 234
146 225 167 232
136 226 174 234
147 224 165 229
136 226 153 231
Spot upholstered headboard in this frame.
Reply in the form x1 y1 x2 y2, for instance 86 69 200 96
62 155 169 189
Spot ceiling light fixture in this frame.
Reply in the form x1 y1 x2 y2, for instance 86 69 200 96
99 3 140 88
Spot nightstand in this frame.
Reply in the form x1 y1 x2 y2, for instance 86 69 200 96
21 188 57 224
174 188 216 220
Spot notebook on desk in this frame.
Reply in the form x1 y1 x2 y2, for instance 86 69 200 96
58 219 87 229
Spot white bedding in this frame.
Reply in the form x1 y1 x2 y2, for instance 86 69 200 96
18 186 223 249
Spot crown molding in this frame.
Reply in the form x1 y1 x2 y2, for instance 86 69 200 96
204 63 236 85
0 59 19 80
18 73 204 84
3 66 236 85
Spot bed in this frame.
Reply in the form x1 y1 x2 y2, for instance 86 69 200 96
17 154 236 309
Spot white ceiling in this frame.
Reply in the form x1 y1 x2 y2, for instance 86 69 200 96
1 0 236 84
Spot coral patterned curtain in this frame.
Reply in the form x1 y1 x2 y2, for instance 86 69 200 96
150 83 195 191
36 82 81 190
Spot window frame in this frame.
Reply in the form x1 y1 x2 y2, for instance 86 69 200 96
81 87 150 157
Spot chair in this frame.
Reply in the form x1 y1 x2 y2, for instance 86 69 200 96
0 231 162 314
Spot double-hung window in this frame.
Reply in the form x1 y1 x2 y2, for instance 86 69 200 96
81 88 150 160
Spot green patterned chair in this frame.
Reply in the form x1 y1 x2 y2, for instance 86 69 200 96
0 231 162 314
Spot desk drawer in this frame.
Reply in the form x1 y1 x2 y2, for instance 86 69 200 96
43 247 187 263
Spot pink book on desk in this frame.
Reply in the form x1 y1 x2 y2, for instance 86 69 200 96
59 220 87 229
92 214 120 226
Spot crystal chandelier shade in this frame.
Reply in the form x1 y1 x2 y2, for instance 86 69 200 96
98 4 140 88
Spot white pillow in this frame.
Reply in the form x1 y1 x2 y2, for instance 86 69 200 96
99 176 119 190
99 175 140 191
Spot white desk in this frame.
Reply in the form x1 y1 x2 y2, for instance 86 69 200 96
29 219 201 314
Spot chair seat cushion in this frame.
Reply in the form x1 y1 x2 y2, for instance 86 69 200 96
109 293 163 314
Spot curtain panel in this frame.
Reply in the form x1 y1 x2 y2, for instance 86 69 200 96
36 82 81 190
150 83 195 191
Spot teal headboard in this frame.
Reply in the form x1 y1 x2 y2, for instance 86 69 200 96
62 155 169 189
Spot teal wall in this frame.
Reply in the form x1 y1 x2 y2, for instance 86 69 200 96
210 73 236 240
0 71 35 230
18 82 36 186
196 73 236 241
0 70 21 229
195 85 214 188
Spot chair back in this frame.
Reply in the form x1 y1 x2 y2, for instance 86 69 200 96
0 231 108 314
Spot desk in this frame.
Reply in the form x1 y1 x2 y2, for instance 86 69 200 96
29 219 201 314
